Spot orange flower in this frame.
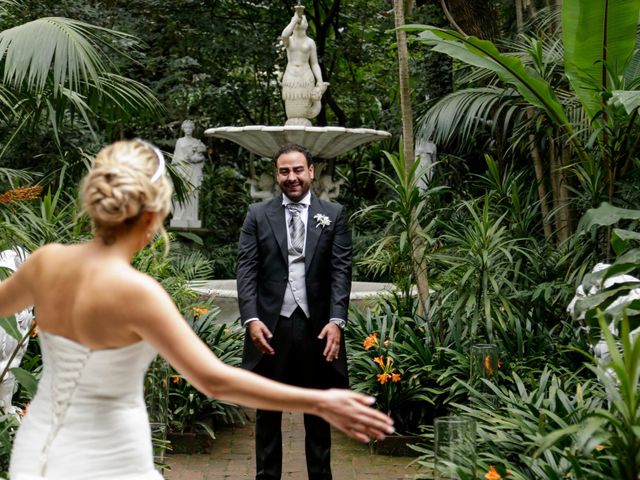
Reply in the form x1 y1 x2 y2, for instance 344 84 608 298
484 466 502 480
373 356 384 368
363 332 379 350
31 324 39 337
386 356 393 367
191 306 208 317
384 339 390 347
0 185 42 205
391 373 401 383
19 402 29 417
484 355 494 377
170 375 181 384
377 373 391 385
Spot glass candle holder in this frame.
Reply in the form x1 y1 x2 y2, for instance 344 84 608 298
470 343 499 383
434 416 476 479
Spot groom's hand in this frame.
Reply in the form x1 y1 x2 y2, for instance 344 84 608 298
248 320 274 355
318 323 341 362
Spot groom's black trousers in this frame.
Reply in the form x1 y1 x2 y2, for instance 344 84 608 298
253 307 339 480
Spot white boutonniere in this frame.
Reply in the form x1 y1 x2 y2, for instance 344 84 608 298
314 213 331 228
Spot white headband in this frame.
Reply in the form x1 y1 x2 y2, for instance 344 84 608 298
137 139 166 182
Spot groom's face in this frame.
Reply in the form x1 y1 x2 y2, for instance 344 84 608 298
275 151 314 202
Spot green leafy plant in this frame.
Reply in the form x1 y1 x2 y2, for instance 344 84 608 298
345 302 442 433
536 313 640 479
413 367 607 479
165 303 247 438
571 202 640 337
352 149 444 315
433 196 533 351
0 168 90 250
0 412 20 476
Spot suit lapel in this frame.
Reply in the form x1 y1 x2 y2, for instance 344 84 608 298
265 195 288 263
305 194 322 269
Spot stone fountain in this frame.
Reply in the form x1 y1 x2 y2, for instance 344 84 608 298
205 3 391 163
199 3 397 317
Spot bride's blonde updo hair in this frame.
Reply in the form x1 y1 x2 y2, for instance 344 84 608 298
81 139 172 245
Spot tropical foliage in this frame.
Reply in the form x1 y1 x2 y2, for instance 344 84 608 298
0 0 640 478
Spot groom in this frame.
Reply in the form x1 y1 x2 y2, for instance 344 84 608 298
237 143 352 480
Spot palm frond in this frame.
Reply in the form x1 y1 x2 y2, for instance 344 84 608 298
87 73 164 120
416 86 518 150
0 17 104 93
0 17 141 96
0 166 36 184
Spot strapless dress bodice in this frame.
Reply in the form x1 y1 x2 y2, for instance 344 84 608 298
9 332 162 480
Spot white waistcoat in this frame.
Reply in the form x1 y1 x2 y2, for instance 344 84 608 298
280 245 310 318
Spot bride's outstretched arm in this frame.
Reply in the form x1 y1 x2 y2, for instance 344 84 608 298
128 276 394 443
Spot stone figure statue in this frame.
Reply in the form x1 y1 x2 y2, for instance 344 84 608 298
316 173 344 201
415 138 436 192
170 120 207 229
281 5 329 126
249 173 278 201
567 262 640 393
0 246 34 417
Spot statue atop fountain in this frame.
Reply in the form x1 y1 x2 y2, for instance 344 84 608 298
281 5 328 126
204 1 391 160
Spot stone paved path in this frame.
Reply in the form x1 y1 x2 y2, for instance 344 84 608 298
165 411 427 479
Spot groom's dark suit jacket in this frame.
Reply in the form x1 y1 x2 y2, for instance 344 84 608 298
237 193 352 383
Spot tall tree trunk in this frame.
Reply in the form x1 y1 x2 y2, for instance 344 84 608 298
549 141 564 243
526 109 552 239
558 144 573 241
394 0 415 171
529 132 553 240
515 0 524 33
393 0 429 318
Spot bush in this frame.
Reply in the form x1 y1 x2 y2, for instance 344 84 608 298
345 301 444 434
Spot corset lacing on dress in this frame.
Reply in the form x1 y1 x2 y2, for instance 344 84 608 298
38 336 91 476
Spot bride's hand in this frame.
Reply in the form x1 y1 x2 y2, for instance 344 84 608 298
315 389 394 443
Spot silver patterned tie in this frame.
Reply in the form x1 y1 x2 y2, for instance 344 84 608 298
286 203 305 254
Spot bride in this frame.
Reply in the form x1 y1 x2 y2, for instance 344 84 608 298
0 139 393 479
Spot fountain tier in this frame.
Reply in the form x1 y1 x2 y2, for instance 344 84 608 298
205 125 391 159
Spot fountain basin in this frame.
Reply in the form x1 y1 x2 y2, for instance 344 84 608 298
190 280 398 324
204 125 391 159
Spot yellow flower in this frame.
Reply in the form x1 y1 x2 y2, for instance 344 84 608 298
391 372 401 383
373 356 384 368
377 373 391 385
484 466 502 480
363 332 379 350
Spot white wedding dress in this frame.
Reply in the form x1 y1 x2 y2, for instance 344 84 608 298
9 331 163 479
